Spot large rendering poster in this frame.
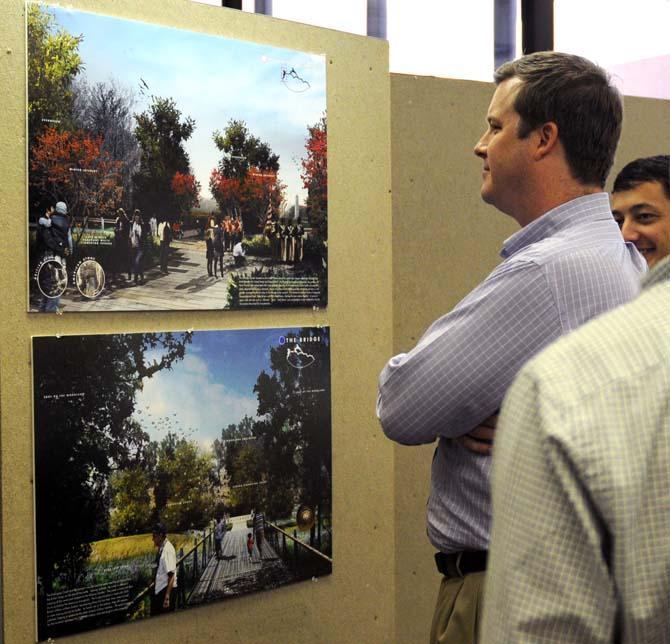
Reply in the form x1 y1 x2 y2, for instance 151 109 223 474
27 3 328 312
33 327 332 640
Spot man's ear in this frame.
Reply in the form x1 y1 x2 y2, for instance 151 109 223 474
534 121 559 161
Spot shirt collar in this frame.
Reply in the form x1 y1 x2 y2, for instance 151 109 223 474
642 255 670 290
500 193 613 259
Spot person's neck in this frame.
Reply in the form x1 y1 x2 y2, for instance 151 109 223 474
516 183 602 228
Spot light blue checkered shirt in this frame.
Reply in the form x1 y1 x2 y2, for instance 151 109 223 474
377 193 646 553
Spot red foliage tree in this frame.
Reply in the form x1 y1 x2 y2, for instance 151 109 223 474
171 171 201 216
300 115 327 240
30 126 123 222
209 166 284 229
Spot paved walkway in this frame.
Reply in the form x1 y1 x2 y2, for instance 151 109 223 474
50 240 232 312
31 238 309 313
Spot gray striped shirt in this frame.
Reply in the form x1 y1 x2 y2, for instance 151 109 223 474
483 256 670 643
377 193 646 552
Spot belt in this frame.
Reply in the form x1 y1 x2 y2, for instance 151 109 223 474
435 551 488 578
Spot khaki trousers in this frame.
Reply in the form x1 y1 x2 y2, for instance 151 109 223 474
429 571 485 644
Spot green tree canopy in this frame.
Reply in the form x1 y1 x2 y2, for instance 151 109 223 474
34 332 192 592
154 434 217 532
27 4 83 142
215 329 332 521
109 467 153 536
253 330 331 520
133 96 195 218
209 119 283 232
212 119 279 179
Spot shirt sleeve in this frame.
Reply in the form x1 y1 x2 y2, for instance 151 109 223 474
481 367 616 643
377 261 562 444
164 543 177 575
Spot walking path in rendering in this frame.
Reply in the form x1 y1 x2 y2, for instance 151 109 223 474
56 239 231 312
188 515 289 605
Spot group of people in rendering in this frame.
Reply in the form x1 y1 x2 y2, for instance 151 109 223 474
205 214 245 277
111 207 175 285
263 210 306 263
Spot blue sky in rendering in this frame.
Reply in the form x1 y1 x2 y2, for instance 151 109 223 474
133 327 322 449
44 4 326 206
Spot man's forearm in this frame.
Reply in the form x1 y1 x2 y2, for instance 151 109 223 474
164 573 175 604
377 262 558 445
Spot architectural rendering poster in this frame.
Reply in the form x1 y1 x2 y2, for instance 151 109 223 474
33 327 332 640
27 3 328 313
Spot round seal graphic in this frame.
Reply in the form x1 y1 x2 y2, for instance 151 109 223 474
296 504 316 531
35 256 68 299
74 258 105 299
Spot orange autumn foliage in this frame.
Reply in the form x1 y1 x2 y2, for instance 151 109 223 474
171 171 201 214
30 126 123 215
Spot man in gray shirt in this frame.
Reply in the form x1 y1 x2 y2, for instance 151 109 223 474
377 52 645 644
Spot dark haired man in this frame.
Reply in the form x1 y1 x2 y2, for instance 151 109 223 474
151 523 177 615
377 52 645 644
612 155 670 269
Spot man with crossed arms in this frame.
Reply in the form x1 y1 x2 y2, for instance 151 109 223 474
377 51 645 644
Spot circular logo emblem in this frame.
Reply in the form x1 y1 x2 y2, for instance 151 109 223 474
296 504 315 531
35 256 67 299
74 258 105 299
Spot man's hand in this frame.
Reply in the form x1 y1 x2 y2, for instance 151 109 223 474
163 594 170 609
455 414 499 455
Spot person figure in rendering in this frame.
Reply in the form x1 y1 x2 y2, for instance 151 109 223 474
246 532 255 562
377 51 645 644
151 522 177 615
612 155 670 269
233 240 246 266
112 207 130 285
129 209 146 285
294 218 305 263
205 216 217 277
213 218 225 277
157 218 172 274
253 509 266 560
482 255 670 644
286 219 297 263
214 516 225 560
223 214 233 252
149 213 158 239
279 218 290 262
232 213 243 247
266 212 282 261
38 201 72 312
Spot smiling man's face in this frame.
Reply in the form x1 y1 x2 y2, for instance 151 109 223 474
612 180 670 268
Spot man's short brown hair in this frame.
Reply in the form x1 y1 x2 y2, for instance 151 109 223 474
495 52 622 188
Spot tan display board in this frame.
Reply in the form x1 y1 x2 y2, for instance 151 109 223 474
0 1 392 642
390 72 670 644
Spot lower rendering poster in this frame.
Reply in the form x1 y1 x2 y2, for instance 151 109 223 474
32 327 331 640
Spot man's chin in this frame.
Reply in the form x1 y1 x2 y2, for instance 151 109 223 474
480 188 495 205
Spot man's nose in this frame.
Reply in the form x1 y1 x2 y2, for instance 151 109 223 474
621 218 640 242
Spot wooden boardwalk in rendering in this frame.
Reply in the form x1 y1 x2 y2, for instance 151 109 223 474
188 524 289 605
